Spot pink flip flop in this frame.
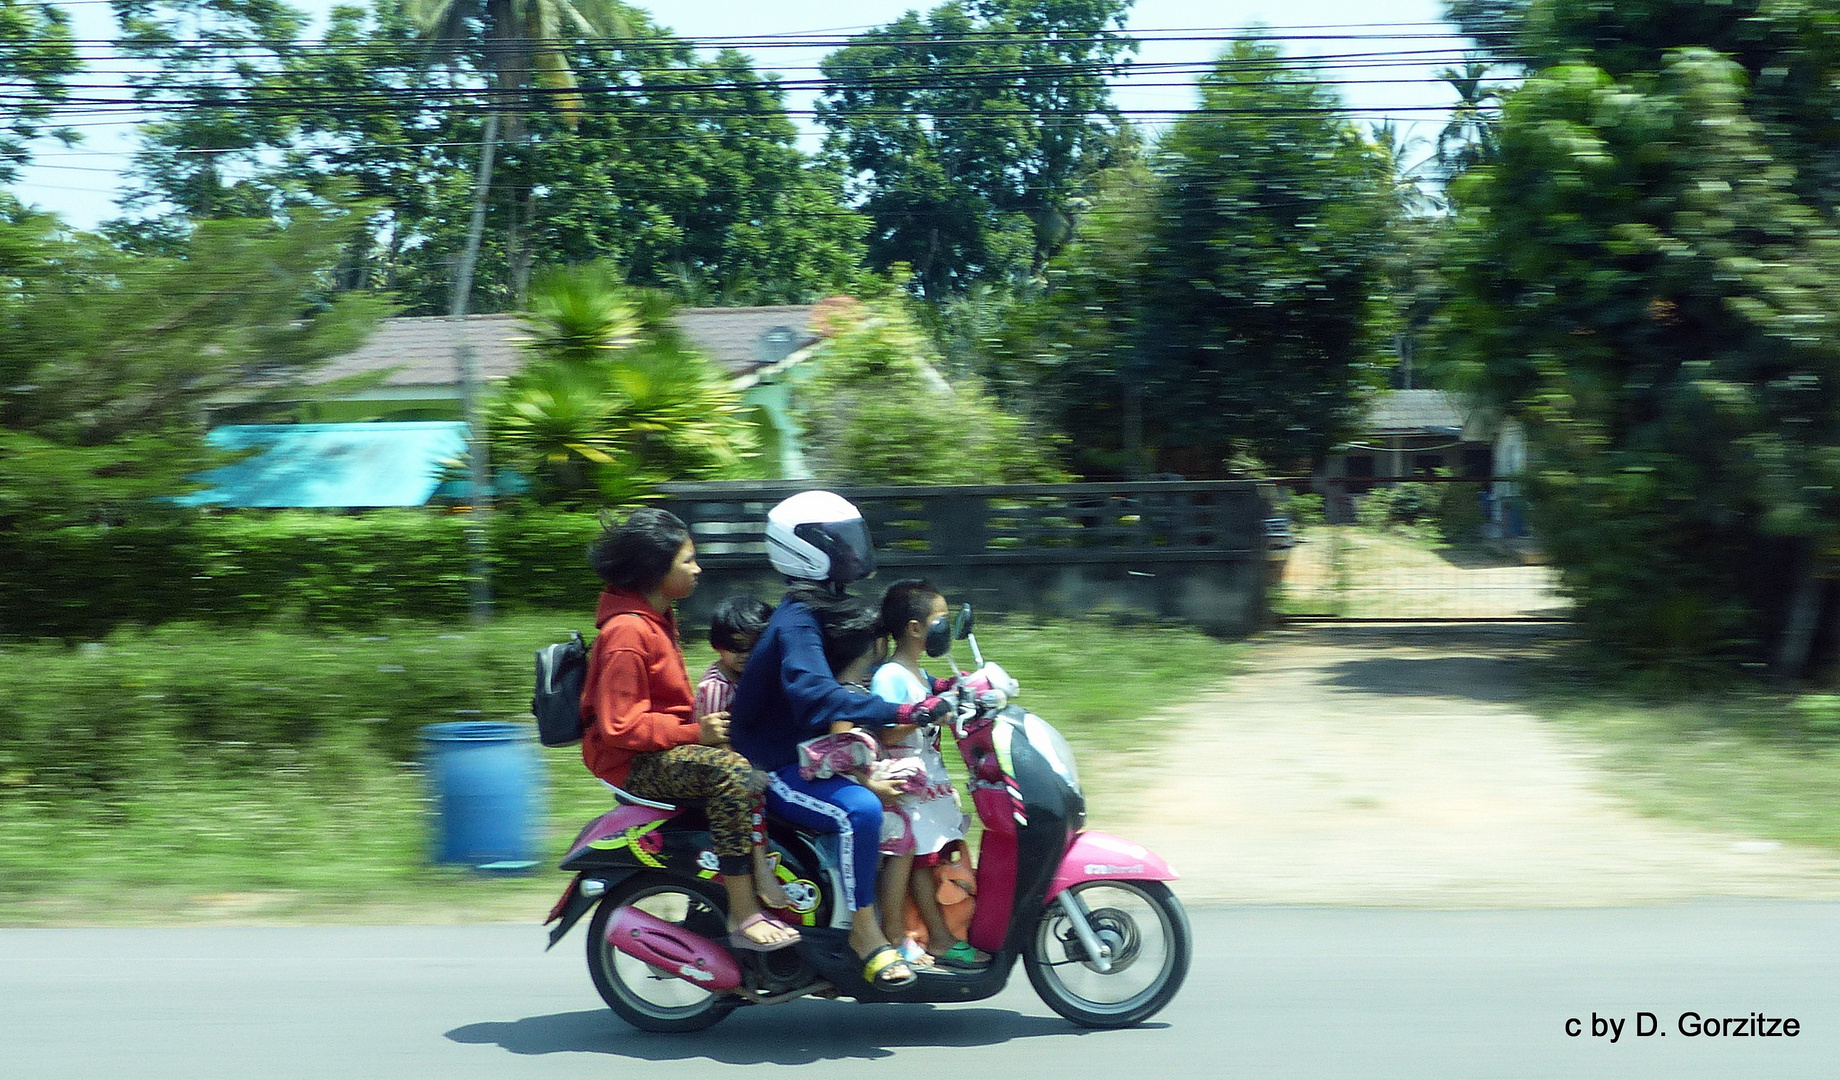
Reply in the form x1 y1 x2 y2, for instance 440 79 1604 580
728 910 801 952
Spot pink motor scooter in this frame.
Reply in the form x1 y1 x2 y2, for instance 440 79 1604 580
544 605 1191 1030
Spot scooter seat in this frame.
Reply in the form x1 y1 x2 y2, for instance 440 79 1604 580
601 779 707 812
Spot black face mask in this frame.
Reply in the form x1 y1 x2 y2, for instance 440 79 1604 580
924 615 952 658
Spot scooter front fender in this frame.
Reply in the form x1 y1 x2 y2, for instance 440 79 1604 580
1046 831 1178 901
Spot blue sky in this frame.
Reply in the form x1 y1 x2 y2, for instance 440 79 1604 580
16 0 1466 228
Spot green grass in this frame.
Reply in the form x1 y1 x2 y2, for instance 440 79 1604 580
0 612 1241 924
1525 651 1840 851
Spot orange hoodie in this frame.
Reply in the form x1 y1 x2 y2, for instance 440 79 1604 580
579 588 699 787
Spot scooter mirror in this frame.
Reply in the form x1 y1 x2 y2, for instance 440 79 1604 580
952 603 975 640
924 615 953 657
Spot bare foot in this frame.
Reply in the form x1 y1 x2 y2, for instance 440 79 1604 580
730 910 797 947
756 876 792 910
752 847 792 909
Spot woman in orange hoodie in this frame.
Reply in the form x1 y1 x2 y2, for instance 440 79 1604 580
580 508 798 951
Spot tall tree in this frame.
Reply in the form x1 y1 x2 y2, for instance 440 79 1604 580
1039 39 1395 475
403 0 637 314
0 0 79 185
794 294 1066 486
817 0 1135 299
1518 0 1840 218
1433 60 1503 184
110 0 306 232
1439 50 1840 675
261 1 865 312
1435 0 1840 677
0 201 390 532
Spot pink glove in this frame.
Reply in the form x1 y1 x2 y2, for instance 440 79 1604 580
895 696 951 726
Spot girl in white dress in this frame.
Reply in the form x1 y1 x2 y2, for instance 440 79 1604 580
871 580 989 970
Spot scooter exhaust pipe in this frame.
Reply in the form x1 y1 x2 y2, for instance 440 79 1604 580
604 905 743 991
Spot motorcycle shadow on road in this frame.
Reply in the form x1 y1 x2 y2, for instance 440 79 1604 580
446 1002 1146 1064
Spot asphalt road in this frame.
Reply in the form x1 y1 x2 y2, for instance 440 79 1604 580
5 903 1836 1080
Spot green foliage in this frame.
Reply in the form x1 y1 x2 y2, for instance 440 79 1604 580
486 267 758 505
0 508 609 639
1515 0 1840 220
0 201 391 536
402 0 638 122
129 1 869 312
794 295 1068 485
1038 39 1395 473
110 0 311 230
0 0 78 184
1285 492 1326 528
1355 482 1486 545
1791 695 1840 743
817 0 1135 298
0 612 1239 909
1439 47 1840 671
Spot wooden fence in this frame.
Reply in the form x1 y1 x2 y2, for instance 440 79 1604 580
656 480 1270 635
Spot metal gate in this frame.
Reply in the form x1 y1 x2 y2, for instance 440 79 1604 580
1269 477 1569 622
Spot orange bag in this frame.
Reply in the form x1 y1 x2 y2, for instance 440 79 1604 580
904 842 976 948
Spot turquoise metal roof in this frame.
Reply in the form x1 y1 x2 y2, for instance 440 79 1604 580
180 422 469 508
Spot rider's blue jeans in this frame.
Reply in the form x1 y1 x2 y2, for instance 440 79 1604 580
765 767 883 912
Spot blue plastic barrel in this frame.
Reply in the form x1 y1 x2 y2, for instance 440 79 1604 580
419 721 543 872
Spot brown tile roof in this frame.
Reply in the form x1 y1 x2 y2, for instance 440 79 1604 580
299 306 821 390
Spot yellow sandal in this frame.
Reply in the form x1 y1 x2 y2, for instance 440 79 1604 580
862 944 918 988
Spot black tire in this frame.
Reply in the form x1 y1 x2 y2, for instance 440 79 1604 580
585 874 741 1033
1024 880 1191 1028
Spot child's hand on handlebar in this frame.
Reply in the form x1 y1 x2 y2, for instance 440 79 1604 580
895 696 952 727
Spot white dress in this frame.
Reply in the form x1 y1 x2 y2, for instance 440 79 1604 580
870 662 967 857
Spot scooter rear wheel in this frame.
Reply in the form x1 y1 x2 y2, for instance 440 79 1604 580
586 874 741 1033
1024 880 1191 1028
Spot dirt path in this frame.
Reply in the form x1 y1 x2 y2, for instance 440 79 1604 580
1086 624 1840 907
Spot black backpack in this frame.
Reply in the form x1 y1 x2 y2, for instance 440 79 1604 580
532 630 589 747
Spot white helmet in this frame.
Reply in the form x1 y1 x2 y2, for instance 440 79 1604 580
766 491 876 583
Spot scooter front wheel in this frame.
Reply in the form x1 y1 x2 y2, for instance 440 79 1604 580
586 874 741 1033
1024 879 1191 1028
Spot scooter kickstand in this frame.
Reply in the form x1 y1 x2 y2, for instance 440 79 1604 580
1056 891 1113 974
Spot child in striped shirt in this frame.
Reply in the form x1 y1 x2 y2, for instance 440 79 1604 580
694 594 786 911
695 595 773 721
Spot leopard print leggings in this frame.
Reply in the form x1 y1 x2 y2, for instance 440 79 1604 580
624 744 764 870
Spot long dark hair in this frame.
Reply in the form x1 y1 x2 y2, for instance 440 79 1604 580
782 579 856 614
589 508 690 592
816 601 883 675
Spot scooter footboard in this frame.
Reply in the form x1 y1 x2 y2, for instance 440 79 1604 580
1046 831 1178 900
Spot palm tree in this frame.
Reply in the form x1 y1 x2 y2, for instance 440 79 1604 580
404 0 634 616
1435 60 1504 183
490 266 757 507
1369 120 1438 216
408 0 635 310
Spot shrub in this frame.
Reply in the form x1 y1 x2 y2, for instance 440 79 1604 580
0 508 608 639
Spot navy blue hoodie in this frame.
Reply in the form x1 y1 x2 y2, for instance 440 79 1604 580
730 597 901 772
